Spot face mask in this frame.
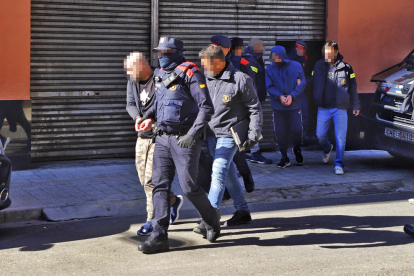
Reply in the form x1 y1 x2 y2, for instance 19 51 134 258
158 50 182 69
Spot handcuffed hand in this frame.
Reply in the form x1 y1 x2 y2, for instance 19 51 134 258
138 119 154 132
136 115 153 132
177 134 195 149
242 139 257 151
135 116 142 132
280 95 293 106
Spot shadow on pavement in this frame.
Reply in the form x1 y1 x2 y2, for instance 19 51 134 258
170 214 414 252
0 193 413 252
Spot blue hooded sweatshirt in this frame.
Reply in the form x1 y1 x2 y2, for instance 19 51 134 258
265 46 306 110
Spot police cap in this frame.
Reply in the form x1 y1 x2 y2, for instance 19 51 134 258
153 37 184 51
230 37 244 48
296 40 307 49
210 35 232 49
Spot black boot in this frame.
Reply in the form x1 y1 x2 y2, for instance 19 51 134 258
194 209 221 237
205 209 221 242
138 236 169 254
193 220 207 236
226 210 252 226
293 147 303 165
277 156 290 168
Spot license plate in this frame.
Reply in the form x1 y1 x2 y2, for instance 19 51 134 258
384 127 414 143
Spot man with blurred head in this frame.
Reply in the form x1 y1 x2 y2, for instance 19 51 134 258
288 40 314 142
124 51 183 238
136 37 220 254
265 46 306 168
210 35 256 193
309 40 360 175
194 44 262 234
243 38 273 164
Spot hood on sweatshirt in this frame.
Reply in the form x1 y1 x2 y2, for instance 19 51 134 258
270 46 288 64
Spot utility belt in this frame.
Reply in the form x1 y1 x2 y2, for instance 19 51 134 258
152 129 188 142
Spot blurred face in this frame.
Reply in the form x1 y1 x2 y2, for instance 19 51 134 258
125 57 152 82
272 53 283 64
296 45 306 57
231 46 244 57
156 49 175 57
324 46 338 63
252 41 263 55
201 56 226 77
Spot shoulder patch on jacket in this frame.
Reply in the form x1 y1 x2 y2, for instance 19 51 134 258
350 73 355 79
250 66 258 73
240 58 249 66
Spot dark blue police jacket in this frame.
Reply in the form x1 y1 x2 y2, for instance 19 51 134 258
309 53 361 110
145 61 213 138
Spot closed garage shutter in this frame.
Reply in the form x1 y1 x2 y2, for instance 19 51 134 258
31 0 151 161
159 0 326 149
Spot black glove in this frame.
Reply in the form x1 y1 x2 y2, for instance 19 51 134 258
177 134 195 149
242 139 257 151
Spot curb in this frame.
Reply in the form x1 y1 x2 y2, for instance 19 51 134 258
0 207 43 224
0 197 197 224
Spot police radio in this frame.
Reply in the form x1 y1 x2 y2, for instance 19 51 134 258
162 72 179 88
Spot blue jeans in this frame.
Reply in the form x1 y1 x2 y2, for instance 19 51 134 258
316 108 348 167
206 136 249 211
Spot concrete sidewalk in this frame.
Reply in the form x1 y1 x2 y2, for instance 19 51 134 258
1 149 413 224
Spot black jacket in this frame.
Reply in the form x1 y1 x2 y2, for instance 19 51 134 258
309 54 361 110
125 69 158 138
243 46 267 102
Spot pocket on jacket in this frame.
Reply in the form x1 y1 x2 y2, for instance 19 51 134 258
163 100 183 123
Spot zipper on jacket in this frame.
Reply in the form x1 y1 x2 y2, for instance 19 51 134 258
213 79 219 103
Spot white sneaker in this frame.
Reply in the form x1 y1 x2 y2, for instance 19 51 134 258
322 144 333 164
335 166 344 175
408 199 414 205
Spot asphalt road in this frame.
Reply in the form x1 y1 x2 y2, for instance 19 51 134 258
1 193 414 276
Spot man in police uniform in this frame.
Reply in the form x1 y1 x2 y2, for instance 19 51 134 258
243 38 273 164
137 37 220 254
210 35 256 193
287 40 315 144
230 37 257 84
193 44 262 236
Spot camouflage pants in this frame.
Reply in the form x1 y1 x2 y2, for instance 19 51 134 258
135 137 176 222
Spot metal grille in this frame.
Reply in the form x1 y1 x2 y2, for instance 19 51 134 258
31 0 151 161
159 0 326 66
159 0 326 149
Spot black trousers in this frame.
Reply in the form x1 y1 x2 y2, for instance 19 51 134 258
233 151 252 179
151 134 216 239
273 108 303 157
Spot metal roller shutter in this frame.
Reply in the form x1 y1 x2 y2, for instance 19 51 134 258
159 0 326 150
31 0 151 161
